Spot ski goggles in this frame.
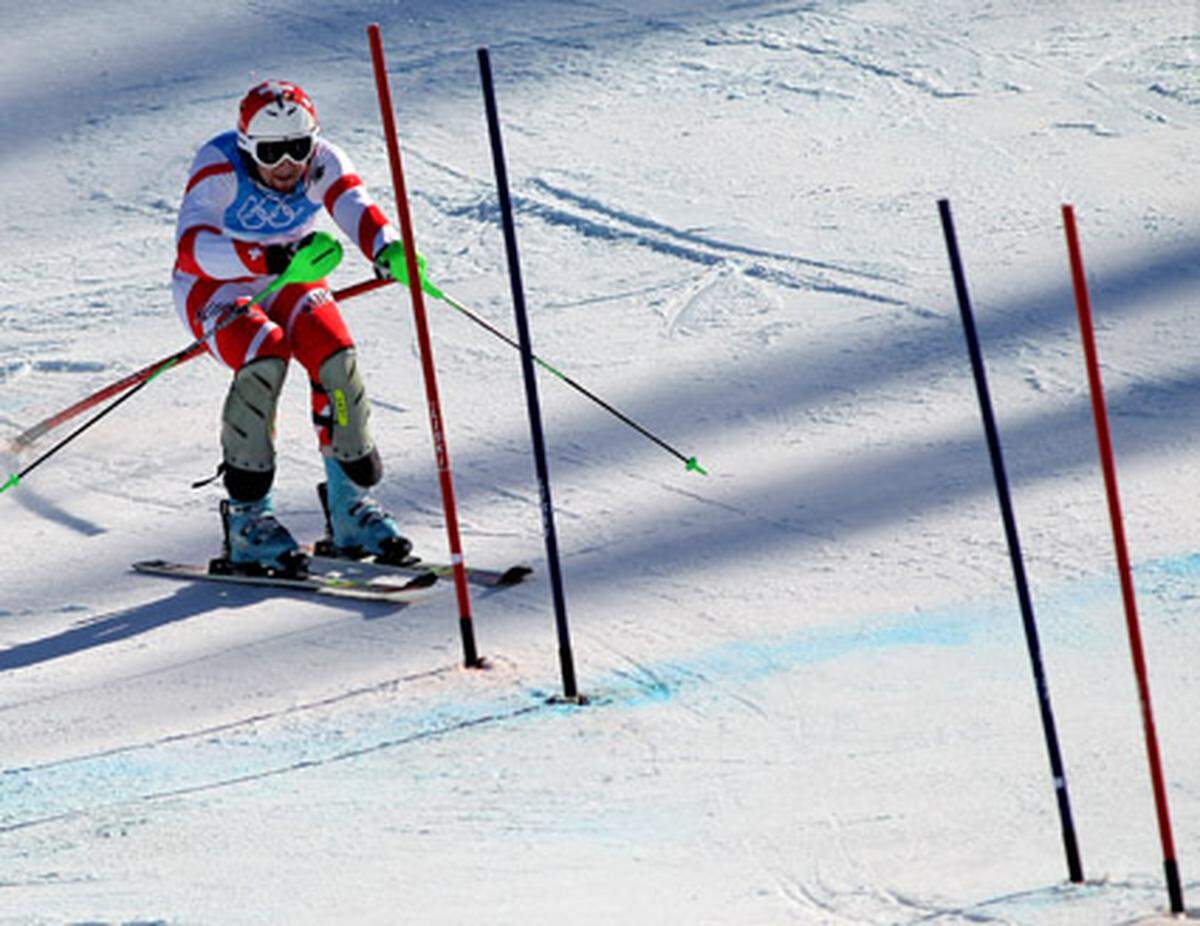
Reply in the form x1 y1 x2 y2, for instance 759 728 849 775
250 134 314 167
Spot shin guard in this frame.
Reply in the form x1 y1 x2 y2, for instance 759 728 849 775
221 357 287 494
318 348 380 486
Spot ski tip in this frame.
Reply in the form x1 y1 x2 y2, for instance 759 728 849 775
497 565 533 586
684 456 709 476
1 472 20 494
407 570 439 589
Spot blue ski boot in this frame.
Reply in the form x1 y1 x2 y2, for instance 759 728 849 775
316 456 413 565
214 494 307 576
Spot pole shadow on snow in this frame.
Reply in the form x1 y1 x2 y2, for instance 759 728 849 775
456 232 1200 604
0 583 404 674
5 480 105 538
9 226 1200 614
6 1 1200 614
405 228 1200 576
0 0 782 163
8 230 1200 618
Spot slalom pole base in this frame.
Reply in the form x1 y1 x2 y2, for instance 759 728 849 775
1063 824 1084 884
460 617 484 670
1165 858 1186 915
546 693 590 707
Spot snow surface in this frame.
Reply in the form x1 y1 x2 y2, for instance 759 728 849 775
3 0 1200 923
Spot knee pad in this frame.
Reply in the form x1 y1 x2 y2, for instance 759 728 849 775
223 463 275 502
222 357 287 475
336 447 383 488
318 348 376 468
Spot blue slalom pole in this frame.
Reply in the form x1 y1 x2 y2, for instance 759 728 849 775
938 199 1083 883
478 46 581 702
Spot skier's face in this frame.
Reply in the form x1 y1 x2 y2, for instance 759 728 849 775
259 158 306 192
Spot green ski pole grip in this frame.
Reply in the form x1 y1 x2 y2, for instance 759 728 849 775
254 231 345 308
287 230 343 283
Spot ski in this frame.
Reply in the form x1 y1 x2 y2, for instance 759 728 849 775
132 558 439 603
307 547 532 589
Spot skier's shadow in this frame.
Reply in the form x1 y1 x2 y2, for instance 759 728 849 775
0 584 398 673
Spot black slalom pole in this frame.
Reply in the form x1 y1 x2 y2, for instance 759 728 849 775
938 199 1084 884
478 46 582 703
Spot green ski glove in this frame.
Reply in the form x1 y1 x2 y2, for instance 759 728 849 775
374 241 442 298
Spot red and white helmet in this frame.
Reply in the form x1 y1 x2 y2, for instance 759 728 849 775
237 80 319 150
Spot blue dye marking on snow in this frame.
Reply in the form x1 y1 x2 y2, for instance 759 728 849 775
584 607 978 713
1137 551 1200 595
30 573 1169 833
9 547 1200 834
1144 552 1200 575
33 547 1194 834
1017 548 1200 646
0 695 540 831
0 607 979 830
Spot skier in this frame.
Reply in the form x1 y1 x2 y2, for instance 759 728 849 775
173 79 420 574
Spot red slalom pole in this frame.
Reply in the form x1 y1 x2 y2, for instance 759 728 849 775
8 277 393 453
368 23 480 669
1063 204 1185 915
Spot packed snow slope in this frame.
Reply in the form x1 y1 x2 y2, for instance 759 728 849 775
3 1 1200 923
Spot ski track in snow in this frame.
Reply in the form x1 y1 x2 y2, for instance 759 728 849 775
423 179 913 308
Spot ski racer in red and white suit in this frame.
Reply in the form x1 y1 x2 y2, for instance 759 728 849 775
172 79 412 571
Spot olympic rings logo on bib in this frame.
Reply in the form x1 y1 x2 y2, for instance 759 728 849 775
235 193 305 232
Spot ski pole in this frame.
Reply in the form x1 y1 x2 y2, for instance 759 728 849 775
7 274 387 453
434 288 708 475
358 259 705 475
347 271 707 475
11 306 249 452
2 352 185 496
1 233 344 494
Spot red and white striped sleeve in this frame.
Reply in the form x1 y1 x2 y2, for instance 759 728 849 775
174 142 268 280
309 140 400 262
